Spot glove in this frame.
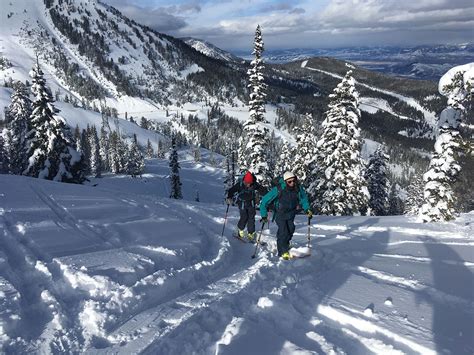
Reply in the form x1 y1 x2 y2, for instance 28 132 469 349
306 210 313 220
260 216 268 224
226 198 232 205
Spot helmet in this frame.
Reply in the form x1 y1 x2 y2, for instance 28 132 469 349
283 171 296 181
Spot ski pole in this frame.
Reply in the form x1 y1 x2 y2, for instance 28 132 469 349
251 221 266 259
307 216 312 249
221 204 230 237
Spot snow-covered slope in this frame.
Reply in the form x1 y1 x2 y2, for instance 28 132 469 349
183 38 241 63
0 160 472 354
0 0 244 112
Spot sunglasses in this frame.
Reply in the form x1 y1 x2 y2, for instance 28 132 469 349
286 179 296 184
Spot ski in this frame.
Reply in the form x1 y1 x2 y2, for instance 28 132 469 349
288 246 312 259
232 233 267 246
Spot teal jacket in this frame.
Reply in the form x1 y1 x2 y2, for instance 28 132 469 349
260 178 310 219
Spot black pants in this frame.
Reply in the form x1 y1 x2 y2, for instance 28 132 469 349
237 206 256 233
275 216 295 256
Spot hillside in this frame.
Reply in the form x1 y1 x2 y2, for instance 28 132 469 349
0 160 472 353
2 0 468 191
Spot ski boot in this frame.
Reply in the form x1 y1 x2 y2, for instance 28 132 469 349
281 252 291 260
247 232 256 243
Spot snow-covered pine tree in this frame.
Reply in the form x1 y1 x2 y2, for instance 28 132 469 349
145 138 154 158
99 123 110 172
117 134 129 173
157 140 165 159
89 125 102 178
23 63 84 183
108 131 121 174
309 71 369 215
364 147 390 216
4 81 31 174
275 140 294 177
127 134 145 177
194 145 201 163
0 132 6 173
404 174 424 215
223 154 234 199
80 127 91 175
169 136 182 199
293 114 318 187
238 25 271 186
420 68 472 222
388 183 404 215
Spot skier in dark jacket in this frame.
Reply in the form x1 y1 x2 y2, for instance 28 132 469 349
226 171 266 242
260 171 312 260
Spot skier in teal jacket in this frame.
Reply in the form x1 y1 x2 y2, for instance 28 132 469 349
260 171 312 260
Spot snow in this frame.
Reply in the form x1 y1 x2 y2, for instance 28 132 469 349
439 63 474 96
302 61 438 127
1 159 473 354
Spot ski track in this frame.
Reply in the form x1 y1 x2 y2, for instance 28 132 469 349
354 266 474 309
373 253 474 267
2 177 472 353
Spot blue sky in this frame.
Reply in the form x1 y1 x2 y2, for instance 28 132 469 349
103 0 474 51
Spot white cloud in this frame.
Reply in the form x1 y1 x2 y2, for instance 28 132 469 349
103 0 474 50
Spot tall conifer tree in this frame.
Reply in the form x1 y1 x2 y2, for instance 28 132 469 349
420 69 472 222
309 71 368 215
238 25 271 185
24 63 84 183
365 147 390 216
5 81 31 174
169 136 182 199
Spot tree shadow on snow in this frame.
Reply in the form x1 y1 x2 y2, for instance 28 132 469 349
423 236 474 354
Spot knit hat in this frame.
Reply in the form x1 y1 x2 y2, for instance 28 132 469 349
243 171 254 184
283 171 296 181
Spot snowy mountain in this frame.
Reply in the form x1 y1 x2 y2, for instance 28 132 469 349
0 0 247 108
1 158 473 353
183 37 242 63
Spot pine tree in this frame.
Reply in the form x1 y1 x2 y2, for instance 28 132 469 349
117 135 128 173
169 136 182 199
364 147 390 216
404 174 424 215
238 25 271 186
388 183 405 215
80 127 91 175
127 134 145 177
99 124 110 172
194 145 201 163
0 132 7 173
23 63 84 183
420 69 472 222
145 138 154 158
5 81 31 174
157 140 165 159
293 114 318 187
108 131 121 174
309 71 369 215
88 125 102 178
275 140 294 177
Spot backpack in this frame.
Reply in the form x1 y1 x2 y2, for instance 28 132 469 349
235 171 258 207
266 177 303 219
266 177 284 212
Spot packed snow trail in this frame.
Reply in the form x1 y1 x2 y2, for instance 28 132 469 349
0 167 473 354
